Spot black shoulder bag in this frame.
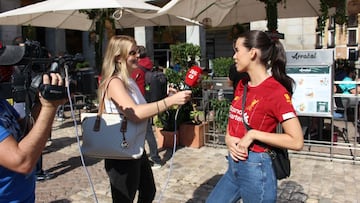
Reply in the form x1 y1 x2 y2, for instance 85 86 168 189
242 83 290 180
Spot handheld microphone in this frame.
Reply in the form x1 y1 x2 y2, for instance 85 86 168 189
49 61 59 72
184 65 202 89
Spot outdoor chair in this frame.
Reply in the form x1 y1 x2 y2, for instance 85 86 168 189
333 97 357 156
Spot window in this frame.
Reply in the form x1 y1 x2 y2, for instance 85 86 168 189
328 16 335 29
348 48 358 61
327 30 335 48
348 29 358 46
348 15 358 28
315 32 323 49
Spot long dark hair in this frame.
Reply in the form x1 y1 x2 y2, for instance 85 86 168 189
239 30 294 95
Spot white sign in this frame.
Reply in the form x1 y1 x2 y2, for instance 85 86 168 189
287 66 332 117
286 50 333 117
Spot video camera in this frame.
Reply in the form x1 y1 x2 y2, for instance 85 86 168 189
0 40 83 103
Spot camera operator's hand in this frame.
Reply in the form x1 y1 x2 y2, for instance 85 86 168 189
39 73 66 108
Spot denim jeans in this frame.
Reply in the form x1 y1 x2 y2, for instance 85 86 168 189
145 120 161 163
206 151 277 203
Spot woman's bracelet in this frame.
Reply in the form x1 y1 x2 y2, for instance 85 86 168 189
156 101 160 114
163 99 168 110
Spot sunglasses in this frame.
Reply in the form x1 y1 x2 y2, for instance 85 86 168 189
128 49 138 56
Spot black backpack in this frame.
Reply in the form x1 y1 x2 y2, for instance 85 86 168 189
140 67 168 102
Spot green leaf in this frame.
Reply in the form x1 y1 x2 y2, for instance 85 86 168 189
212 57 234 77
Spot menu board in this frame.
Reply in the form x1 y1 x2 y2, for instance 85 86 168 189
286 50 333 117
287 66 332 117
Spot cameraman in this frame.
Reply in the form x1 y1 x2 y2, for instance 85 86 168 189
0 43 65 202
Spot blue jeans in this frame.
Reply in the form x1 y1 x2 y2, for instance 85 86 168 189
146 120 161 163
206 151 277 203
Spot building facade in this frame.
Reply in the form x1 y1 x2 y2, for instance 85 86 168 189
251 14 359 61
0 0 359 69
321 14 359 60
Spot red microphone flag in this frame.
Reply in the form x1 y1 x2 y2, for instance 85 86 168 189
185 65 202 88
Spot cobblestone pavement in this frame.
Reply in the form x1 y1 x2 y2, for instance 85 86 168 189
35 118 360 203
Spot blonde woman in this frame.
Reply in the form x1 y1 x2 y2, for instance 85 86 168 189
99 35 191 203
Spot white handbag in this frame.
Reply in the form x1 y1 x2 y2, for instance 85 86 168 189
80 77 146 159
81 113 145 159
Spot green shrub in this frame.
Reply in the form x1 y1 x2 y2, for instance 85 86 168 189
212 57 234 77
210 99 231 133
170 43 200 69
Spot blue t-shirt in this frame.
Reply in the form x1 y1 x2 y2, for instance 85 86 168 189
339 77 356 94
0 99 35 203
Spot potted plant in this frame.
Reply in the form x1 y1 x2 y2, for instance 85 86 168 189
164 42 202 124
178 103 208 148
165 42 202 95
153 109 180 149
201 57 234 145
156 42 207 148
157 70 207 148
212 57 234 78
170 42 201 70
210 98 231 134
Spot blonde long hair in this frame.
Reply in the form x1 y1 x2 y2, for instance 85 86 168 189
98 35 137 99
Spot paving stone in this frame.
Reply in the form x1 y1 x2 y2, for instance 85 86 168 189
35 117 360 202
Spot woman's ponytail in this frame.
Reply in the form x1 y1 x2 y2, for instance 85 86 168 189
269 39 295 95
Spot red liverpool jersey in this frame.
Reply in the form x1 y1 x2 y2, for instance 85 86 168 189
228 76 297 152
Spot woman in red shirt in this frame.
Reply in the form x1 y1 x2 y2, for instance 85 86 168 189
207 30 304 203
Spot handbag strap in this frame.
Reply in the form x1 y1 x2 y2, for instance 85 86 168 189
241 82 270 151
241 83 252 131
98 76 118 116
93 76 128 135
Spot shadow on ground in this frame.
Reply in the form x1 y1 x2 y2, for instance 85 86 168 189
158 146 184 164
45 155 101 178
185 174 222 203
43 135 80 155
277 180 308 203
186 176 308 203
49 199 71 203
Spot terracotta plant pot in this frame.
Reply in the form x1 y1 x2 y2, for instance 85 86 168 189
178 122 208 148
155 127 179 149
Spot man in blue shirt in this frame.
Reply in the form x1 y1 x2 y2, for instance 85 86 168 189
0 42 65 202
333 64 360 121
336 65 360 103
